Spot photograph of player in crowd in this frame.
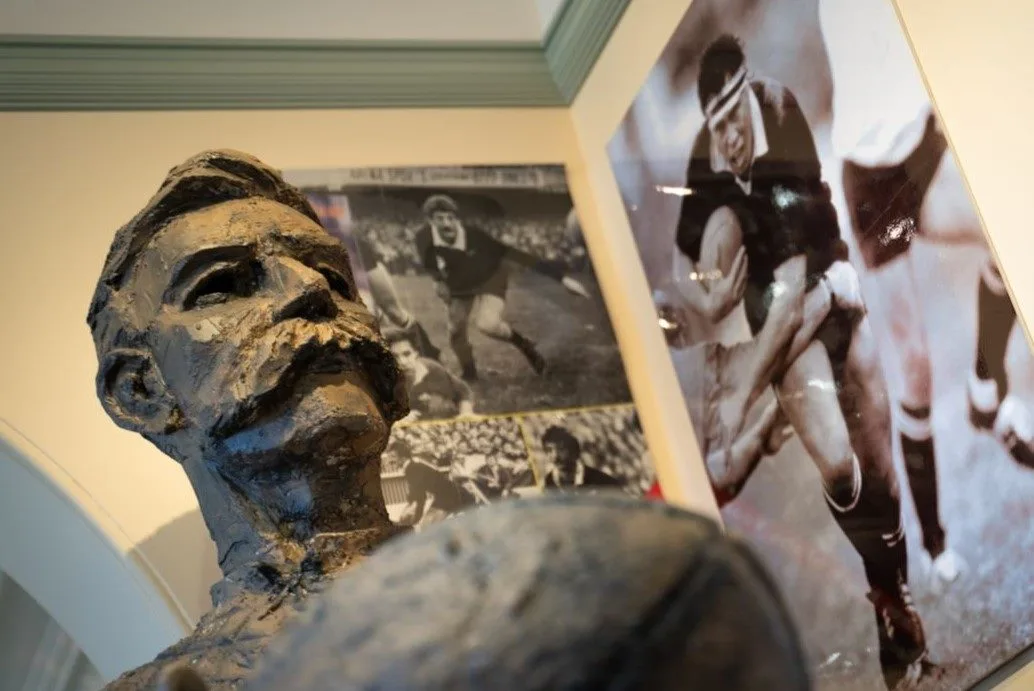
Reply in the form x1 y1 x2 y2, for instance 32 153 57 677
608 0 1034 689
378 418 539 528
387 330 476 422
286 165 636 420
521 406 655 496
416 193 590 381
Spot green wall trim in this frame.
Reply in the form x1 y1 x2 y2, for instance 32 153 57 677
0 0 631 111
0 36 560 111
543 0 632 102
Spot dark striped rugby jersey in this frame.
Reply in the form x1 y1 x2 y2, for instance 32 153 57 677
676 78 847 334
414 223 565 297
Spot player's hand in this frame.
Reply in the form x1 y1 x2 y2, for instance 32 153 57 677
823 260 865 313
561 275 590 298
435 282 450 302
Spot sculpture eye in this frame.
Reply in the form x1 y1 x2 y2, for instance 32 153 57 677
185 262 259 310
318 266 353 301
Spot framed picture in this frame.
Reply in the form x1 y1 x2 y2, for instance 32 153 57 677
285 164 653 526
607 0 1034 688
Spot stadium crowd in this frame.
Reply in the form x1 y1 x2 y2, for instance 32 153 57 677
379 407 653 494
380 418 531 476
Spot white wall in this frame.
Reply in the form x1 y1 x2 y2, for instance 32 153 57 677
0 424 187 681
0 0 544 42
0 571 106 691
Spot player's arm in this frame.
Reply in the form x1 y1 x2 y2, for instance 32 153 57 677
400 465 429 525
674 138 732 300
366 261 412 326
707 400 786 500
672 246 747 323
721 256 807 438
480 226 590 298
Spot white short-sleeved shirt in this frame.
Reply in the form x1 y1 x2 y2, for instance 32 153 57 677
819 0 932 167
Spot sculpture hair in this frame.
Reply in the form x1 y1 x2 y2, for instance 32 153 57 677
86 149 325 354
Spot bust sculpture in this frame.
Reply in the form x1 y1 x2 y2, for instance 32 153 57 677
87 150 410 690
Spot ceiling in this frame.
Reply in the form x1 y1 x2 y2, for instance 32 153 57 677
0 0 568 43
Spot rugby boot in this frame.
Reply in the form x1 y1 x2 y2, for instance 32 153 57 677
869 581 936 689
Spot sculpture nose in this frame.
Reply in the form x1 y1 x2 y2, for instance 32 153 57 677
270 257 338 323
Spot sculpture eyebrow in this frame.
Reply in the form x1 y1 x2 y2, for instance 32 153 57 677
300 240 354 271
164 244 254 303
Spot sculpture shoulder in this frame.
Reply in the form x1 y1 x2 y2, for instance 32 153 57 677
101 590 289 691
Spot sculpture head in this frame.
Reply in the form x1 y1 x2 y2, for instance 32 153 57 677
87 150 408 558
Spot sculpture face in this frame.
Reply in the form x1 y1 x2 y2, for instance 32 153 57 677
126 197 396 492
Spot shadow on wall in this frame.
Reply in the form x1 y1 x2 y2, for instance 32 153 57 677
137 510 221 626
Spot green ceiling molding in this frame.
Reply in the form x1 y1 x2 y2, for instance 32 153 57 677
0 0 631 111
544 0 632 102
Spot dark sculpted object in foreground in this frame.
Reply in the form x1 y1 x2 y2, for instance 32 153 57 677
90 150 809 690
87 150 409 689
246 495 811 691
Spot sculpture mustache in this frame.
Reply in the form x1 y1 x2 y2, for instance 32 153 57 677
212 318 398 438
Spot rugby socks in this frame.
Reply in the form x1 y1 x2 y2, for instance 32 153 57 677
897 403 946 558
408 319 441 361
973 261 1016 412
510 331 547 375
824 455 908 595
450 331 478 381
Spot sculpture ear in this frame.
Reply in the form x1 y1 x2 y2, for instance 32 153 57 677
97 348 181 435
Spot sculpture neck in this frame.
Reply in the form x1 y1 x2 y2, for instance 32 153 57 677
182 453 394 580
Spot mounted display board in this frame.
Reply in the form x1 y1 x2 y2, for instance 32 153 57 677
286 164 653 525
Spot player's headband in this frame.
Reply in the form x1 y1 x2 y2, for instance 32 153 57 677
704 65 748 126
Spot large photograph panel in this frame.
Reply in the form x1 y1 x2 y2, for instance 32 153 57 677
608 0 1034 688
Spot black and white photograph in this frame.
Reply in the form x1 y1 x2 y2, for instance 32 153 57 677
292 164 653 524
608 0 1034 688
287 164 633 421
378 417 539 528
520 406 654 495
